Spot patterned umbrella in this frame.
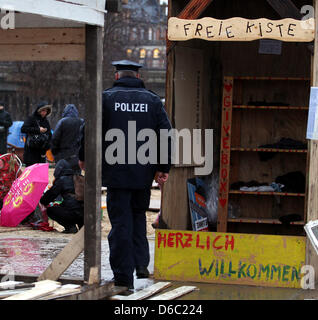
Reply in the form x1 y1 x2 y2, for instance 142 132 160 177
0 163 49 227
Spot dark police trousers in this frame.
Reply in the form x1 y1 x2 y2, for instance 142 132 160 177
107 188 151 285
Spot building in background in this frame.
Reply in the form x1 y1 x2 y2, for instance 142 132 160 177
0 0 168 127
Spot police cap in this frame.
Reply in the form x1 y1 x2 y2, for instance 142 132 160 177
112 60 143 72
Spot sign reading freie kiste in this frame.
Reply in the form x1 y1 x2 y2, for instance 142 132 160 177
168 17 315 42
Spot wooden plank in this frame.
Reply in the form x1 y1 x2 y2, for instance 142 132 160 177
155 229 306 288
217 77 233 232
167 0 213 53
39 284 81 300
37 227 84 281
0 273 83 285
161 167 195 230
0 281 23 289
0 288 30 299
3 280 61 300
83 24 103 283
306 0 318 283
0 44 85 61
148 286 197 300
0 28 85 44
0 0 105 26
168 17 315 42
0 226 31 233
111 282 172 300
56 281 122 300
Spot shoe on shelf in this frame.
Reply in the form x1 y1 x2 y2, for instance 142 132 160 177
62 225 78 234
136 266 149 279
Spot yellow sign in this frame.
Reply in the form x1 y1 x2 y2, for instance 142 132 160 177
154 230 306 288
168 17 315 42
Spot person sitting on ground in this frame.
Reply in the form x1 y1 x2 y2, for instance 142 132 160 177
40 159 83 234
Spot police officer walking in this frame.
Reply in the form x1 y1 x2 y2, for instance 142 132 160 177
103 60 172 289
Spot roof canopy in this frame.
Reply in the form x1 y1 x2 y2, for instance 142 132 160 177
0 0 106 27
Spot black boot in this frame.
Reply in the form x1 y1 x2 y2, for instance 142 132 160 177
62 225 78 234
136 266 149 279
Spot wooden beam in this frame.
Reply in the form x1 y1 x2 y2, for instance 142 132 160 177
306 0 318 283
0 44 85 61
266 0 302 19
266 0 314 53
0 28 85 44
84 24 103 283
148 286 197 300
166 0 213 54
37 227 84 281
56 281 123 300
111 282 172 300
178 0 213 20
4 280 61 300
0 0 105 26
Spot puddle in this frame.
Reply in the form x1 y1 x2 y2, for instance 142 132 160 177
0 237 154 281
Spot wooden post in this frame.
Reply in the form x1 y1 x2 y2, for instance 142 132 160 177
84 25 103 283
306 0 318 282
166 0 213 54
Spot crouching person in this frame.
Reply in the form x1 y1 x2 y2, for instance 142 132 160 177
40 159 84 234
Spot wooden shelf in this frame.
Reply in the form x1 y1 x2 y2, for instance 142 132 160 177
233 105 309 110
231 147 307 153
228 217 305 225
229 190 305 197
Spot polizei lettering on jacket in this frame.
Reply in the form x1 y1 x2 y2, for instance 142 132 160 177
114 102 148 112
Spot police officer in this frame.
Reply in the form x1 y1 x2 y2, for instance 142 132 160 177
102 60 172 289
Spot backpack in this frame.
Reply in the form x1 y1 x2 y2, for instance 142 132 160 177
73 174 85 201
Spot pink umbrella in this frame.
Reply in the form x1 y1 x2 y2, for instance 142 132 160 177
0 163 49 227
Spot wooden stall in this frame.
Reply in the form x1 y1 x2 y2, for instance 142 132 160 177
156 0 318 288
0 0 111 299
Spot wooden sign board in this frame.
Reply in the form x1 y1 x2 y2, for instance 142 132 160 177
154 229 306 288
168 17 315 42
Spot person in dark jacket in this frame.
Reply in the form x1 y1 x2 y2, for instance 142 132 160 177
80 60 172 289
40 159 83 234
0 102 13 155
21 101 52 166
51 104 84 172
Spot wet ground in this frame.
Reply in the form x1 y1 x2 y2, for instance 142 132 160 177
1 235 318 300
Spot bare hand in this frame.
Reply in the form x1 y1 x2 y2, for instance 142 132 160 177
40 127 47 133
155 172 169 187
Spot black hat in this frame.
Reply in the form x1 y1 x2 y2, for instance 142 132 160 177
112 60 143 72
0 101 4 107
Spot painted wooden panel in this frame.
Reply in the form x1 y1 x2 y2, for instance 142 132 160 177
217 77 233 232
154 229 306 288
168 17 315 42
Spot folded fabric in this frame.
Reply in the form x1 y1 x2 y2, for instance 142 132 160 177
258 138 307 161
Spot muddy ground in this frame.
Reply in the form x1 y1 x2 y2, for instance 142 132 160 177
0 168 160 239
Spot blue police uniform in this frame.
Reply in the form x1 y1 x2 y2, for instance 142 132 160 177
102 60 172 288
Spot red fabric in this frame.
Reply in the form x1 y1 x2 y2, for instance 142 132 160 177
30 221 55 232
0 153 21 201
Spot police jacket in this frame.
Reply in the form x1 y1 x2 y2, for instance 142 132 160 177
102 76 172 189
